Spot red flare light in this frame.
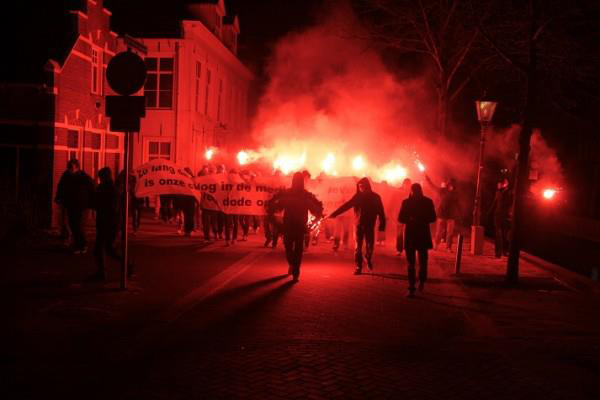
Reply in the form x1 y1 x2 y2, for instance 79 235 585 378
543 188 557 200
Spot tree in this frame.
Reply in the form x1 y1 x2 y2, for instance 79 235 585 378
478 0 600 283
352 0 493 136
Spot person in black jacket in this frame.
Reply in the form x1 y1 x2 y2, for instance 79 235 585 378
398 183 437 297
91 167 121 281
268 172 323 282
54 159 94 254
489 177 512 258
329 177 386 275
425 174 458 251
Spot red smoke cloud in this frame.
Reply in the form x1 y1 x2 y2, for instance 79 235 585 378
249 6 473 182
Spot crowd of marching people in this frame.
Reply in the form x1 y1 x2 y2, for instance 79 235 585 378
55 157 511 294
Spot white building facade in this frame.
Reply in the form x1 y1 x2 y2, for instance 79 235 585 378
132 0 252 173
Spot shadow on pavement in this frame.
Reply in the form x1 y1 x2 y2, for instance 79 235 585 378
195 280 296 341
198 274 290 308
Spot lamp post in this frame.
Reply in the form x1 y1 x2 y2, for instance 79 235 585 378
471 100 497 255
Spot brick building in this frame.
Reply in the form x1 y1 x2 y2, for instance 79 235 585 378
0 0 252 231
0 0 124 230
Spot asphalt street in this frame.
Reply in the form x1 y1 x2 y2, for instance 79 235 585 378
5 217 600 399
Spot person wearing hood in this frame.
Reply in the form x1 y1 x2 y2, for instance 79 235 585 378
90 167 121 281
329 177 386 275
268 172 324 282
398 183 437 297
425 174 459 251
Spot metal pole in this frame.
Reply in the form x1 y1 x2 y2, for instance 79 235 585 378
473 123 486 226
454 234 464 274
471 123 487 255
121 132 130 290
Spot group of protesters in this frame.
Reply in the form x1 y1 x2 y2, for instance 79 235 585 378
55 156 511 293
55 159 133 281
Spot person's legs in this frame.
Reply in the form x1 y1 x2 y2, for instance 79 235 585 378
405 247 417 294
354 225 365 273
365 225 375 270
418 249 429 290
445 219 455 250
183 202 195 235
202 209 211 240
284 234 294 274
434 218 446 248
494 215 503 258
290 233 304 280
67 207 86 251
333 218 342 250
216 212 225 238
396 223 404 254
263 215 272 246
94 228 106 276
225 214 232 242
239 215 249 238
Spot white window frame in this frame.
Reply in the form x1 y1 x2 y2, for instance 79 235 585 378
146 138 172 162
91 47 102 94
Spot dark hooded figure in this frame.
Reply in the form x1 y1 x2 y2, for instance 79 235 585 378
268 172 324 282
398 183 437 297
91 167 121 281
329 177 386 275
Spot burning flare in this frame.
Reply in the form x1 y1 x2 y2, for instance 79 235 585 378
205 148 215 161
237 150 249 165
321 153 336 174
352 155 366 171
416 161 426 172
543 188 557 200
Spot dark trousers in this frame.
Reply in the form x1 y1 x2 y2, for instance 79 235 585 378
94 224 120 273
67 207 87 250
355 224 375 269
131 198 143 231
202 209 217 240
406 247 429 291
225 214 238 241
264 216 282 246
216 212 225 236
494 215 510 257
182 201 195 234
284 232 304 277
239 215 250 237
396 224 404 253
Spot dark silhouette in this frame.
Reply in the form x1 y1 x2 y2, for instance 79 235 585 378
489 177 512 258
90 167 121 281
54 159 94 254
398 183 437 297
425 174 458 251
329 177 386 275
269 172 323 282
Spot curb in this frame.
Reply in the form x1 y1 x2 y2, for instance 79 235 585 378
521 251 600 295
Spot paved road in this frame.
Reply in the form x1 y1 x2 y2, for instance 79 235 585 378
5 218 600 399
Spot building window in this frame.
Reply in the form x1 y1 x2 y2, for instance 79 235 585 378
91 48 102 94
217 78 223 122
204 69 211 116
195 61 201 112
148 141 171 161
145 57 174 109
67 130 79 160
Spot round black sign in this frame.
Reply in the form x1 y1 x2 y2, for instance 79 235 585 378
106 51 147 96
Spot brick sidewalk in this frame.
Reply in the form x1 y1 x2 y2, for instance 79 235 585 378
4 216 600 399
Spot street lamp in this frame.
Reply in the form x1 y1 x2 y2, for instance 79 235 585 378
471 100 497 255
